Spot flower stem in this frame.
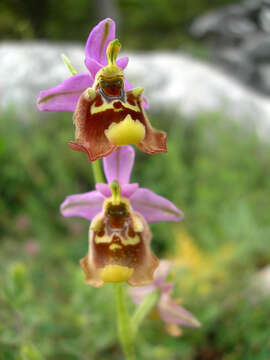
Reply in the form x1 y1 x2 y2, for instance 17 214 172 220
132 290 160 336
91 160 105 183
114 283 136 360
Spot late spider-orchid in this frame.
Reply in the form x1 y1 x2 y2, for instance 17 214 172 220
60 146 184 287
37 18 167 161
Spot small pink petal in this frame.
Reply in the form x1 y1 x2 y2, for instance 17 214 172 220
129 284 156 305
37 73 93 112
124 78 133 91
95 183 111 197
103 146 135 185
60 190 104 221
130 188 184 223
160 283 174 293
117 57 129 69
154 260 173 286
96 183 139 199
85 18 115 66
158 294 201 328
121 183 139 198
142 95 149 110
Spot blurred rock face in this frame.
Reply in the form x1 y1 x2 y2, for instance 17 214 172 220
190 0 270 96
1 41 270 137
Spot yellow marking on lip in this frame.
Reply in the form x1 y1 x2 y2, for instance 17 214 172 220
121 234 140 246
90 99 140 114
105 115 145 146
109 243 122 251
132 215 144 232
99 264 133 283
95 234 111 244
90 217 103 232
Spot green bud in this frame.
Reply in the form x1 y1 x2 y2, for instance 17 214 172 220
61 54 78 76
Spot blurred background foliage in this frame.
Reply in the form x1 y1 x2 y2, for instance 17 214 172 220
0 0 238 48
1 109 270 359
1 0 270 359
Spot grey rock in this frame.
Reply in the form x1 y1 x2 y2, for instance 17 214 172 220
215 48 254 82
190 0 270 96
243 0 264 13
242 33 270 61
189 10 224 38
259 6 270 32
190 4 256 41
257 64 270 92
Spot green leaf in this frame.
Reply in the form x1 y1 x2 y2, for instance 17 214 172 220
132 290 160 335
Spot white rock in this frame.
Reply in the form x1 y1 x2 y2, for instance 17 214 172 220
1 41 270 138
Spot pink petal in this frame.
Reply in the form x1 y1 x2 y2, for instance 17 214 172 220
160 283 174 293
60 190 104 221
84 58 102 79
154 260 173 286
158 294 201 328
117 56 129 69
121 183 139 198
129 188 184 223
129 284 156 305
142 96 149 110
95 183 139 199
85 56 129 80
95 183 111 197
103 146 135 185
124 78 133 91
37 73 93 112
85 18 115 66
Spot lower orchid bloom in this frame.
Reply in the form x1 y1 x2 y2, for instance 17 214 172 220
60 146 184 287
129 260 201 335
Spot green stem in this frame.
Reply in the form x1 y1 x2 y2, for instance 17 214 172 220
132 290 159 336
114 284 136 360
91 160 105 183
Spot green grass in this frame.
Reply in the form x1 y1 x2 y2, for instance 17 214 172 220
1 108 270 359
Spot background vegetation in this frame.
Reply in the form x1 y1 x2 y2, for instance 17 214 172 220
1 109 270 359
0 0 238 48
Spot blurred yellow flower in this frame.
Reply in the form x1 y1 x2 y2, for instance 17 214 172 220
170 227 236 296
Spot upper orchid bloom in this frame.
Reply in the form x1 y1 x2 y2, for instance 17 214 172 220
129 261 201 334
37 18 131 113
69 39 167 161
37 18 167 162
60 146 184 287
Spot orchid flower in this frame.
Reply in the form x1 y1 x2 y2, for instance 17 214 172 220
37 18 130 113
60 146 184 287
37 18 167 162
129 260 201 334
